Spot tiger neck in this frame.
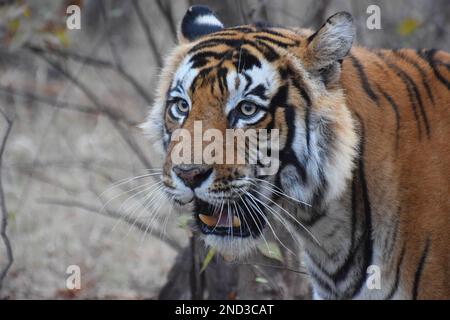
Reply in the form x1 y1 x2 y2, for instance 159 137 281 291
293 127 375 299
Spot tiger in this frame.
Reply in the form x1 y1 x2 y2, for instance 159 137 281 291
141 5 450 299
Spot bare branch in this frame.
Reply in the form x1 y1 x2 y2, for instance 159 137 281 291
155 0 177 41
236 0 249 24
0 85 137 126
38 197 182 252
26 45 115 68
26 44 154 105
305 0 331 29
131 0 163 68
0 109 13 293
28 48 154 170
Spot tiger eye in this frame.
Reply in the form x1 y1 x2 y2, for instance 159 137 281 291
240 103 258 116
176 100 189 114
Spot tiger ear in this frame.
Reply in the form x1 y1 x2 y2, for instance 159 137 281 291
178 5 224 44
305 12 355 71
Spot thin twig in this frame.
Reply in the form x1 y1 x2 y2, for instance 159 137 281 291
12 27 109 218
155 0 177 41
0 109 14 293
230 261 309 276
236 0 249 24
131 0 163 68
0 85 137 126
38 197 182 252
28 48 154 170
26 44 153 105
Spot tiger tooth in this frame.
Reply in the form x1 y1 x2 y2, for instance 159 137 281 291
232 216 241 228
199 214 218 227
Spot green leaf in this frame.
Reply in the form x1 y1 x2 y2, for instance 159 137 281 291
397 18 421 36
200 246 217 273
257 241 284 263
177 215 192 229
255 277 268 284
8 18 20 33
8 211 16 222
55 28 69 47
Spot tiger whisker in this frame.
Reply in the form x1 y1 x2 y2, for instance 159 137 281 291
133 186 166 241
117 181 163 214
232 198 243 238
100 178 162 215
98 171 163 199
211 198 225 234
139 191 169 244
108 181 164 233
122 183 165 238
250 187 321 246
234 189 272 255
160 194 175 241
245 192 296 256
250 177 312 207
110 181 163 231
245 189 303 249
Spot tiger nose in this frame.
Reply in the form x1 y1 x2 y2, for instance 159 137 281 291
173 165 213 189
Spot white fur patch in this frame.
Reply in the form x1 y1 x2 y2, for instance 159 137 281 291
203 234 260 259
194 14 224 28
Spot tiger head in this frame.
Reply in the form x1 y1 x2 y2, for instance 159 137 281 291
142 6 358 257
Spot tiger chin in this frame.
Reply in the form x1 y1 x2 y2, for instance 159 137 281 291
141 5 450 299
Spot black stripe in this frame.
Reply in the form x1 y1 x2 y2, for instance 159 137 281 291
189 38 243 53
384 210 401 263
349 54 380 106
393 62 430 137
376 52 430 138
350 113 374 298
217 67 228 94
385 243 406 300
350 178 357 252
269 85 288 111
303 208 326 226
258 28 297 40
290 74 312 152
392 50 435 105
417 49 450 90
436 61 450 71
308 268 336 297
189 38 279 62
205 31 240 37
226 26 255 33
412 237 430 300
234 47 262 72
305 105 311 152
189 67 212 94
189 50 231 68
279 102 308 183
247 84 267 100
376 84 401 151
243 73 253 91
253 35 296 48
254 40 280 61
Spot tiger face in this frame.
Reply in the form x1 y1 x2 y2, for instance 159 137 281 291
143 6 358 256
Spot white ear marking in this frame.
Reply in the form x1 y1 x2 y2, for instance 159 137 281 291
194 14 224 28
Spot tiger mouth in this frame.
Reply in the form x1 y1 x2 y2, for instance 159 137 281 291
194 199 266 237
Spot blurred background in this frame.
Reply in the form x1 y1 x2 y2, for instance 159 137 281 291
0 0 448 299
